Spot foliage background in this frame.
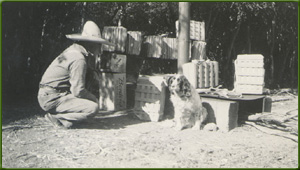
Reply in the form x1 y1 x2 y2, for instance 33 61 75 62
2 2 298 105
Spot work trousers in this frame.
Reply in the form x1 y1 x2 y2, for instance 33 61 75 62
37 87 99 122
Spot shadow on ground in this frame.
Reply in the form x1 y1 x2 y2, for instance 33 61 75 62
2 93 146 130
2 95 44 125
71 112 146 130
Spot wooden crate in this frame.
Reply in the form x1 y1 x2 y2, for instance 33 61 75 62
176 20 205 41
182 60 219 89
99 52 126 73
162 38 178 59
133 75 167 122
202 97 239 132
98 72 126 111
102 26 127 53
126 31 142 55
191 41 207 61
234 54 265 94
143 36 163 58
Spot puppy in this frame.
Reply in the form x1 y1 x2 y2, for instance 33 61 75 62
164 74 207 131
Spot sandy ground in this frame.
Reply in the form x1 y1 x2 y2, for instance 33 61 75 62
2 94 298 168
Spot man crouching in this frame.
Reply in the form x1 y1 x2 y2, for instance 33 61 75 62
38 21 114 129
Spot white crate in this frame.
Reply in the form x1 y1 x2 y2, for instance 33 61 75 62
235 68 265 76
183 60 219 89
234 54 265 94
235 84 264 94
134 75 166 122
236 76 264 85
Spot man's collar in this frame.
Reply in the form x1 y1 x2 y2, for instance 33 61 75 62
72 43 89 57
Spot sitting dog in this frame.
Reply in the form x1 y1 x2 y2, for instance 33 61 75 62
164 74 207 131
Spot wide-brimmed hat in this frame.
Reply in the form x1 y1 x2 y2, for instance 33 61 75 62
66 21 114 46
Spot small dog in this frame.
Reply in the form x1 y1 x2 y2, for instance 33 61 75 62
164 74 207 131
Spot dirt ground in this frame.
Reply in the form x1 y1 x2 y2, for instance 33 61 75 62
2 93 298 168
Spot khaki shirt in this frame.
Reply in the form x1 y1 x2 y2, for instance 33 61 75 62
40 43 97 102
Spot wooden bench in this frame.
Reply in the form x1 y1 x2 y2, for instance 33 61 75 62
199 94 272 132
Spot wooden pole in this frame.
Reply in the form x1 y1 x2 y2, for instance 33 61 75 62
177 2 190 74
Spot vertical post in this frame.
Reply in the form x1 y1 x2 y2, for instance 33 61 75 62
177 2 190 74
81 2 87 27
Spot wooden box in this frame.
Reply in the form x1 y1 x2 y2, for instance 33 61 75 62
176 20 205 41
191 41 207 60
126 31 142 55
201 97 239 132
99 53 126 73
162 38 178 59
182 60 219 89
98 72 126 111
143 36 163 58
102 26 127 53
133 75 167 122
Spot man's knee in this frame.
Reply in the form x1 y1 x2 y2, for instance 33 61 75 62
86 102 99 116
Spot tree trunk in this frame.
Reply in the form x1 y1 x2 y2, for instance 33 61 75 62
269 19 276 87
277 44 291 87
167 2 177 34
224 21 241 88
81 2 87 27
290 51 297 87
226 22 241 67
206 10 219 44
206 8 212 42
247 25 251 53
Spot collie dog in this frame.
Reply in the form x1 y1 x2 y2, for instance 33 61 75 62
164 74 207 130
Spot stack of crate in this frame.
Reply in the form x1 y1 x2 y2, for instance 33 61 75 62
125 31 143 109
176 20 207 60
133 75 167 122
142 20 206 60
99 26 143 111
98 26 127 111
143 36 190 60
174 20 219 89
175 20 205 41
234 54 265 94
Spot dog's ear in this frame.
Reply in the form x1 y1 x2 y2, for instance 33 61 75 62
182 77 192 97
163 75 175 87
163 76 170 87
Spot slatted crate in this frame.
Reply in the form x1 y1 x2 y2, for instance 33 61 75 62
191 41 207 61
176 20 205 41
126 31 142 55
183 60 219 89
98 72 127 111
99 52 126 73
162 38 178 59
102 26 127 53
234 54 265 94
133 75 167 122
143 36 163 58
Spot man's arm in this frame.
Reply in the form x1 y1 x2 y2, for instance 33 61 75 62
69 59 98 103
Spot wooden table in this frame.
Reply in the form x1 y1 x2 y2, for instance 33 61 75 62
199 94 272 132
